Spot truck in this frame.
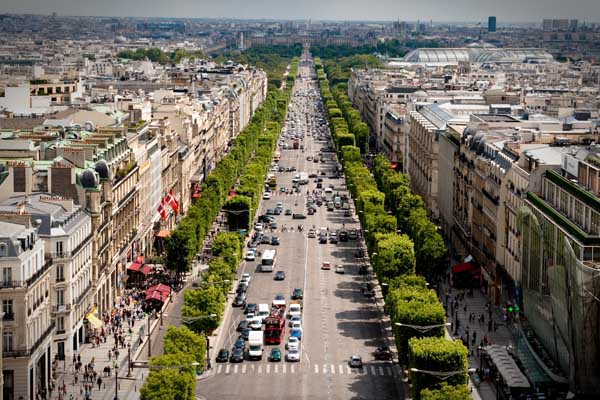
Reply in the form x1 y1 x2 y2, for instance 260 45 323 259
266 173 277 188
264 313 286 345
257 303 270 322
293 138 300 149
299 172 309 185
248 330 264 360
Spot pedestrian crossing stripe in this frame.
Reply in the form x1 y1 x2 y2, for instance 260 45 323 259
214 363 394 376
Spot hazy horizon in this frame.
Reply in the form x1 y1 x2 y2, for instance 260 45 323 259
1 0 599 24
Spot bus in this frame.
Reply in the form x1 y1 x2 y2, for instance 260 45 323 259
267 173 277 188
273 151 281 163
261 249 276 272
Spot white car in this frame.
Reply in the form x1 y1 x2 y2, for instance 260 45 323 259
286 349 300 362
246 313 256 323
289 315 302 327
249 317 262 330
245 250 256 261
286 336 300 351
241 273 251 284
263 192 271 200
291 321 302 331
254 223 264 231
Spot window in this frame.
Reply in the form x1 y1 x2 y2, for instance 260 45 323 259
2 267 12 284
57 316 64 332
57 290 64 306
56 241 64 256
0 243 7 257
3 331 13 352
56 265 64 282
2 299 13 320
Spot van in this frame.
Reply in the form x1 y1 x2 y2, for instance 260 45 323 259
257 303 270 322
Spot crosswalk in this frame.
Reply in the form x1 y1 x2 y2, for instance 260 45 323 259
214 362 398 377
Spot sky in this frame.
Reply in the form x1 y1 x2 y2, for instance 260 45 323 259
1 0 600 23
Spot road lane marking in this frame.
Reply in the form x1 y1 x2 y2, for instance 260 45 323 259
242 365 247 374
258 365 262 373
266 364 270 373
225 365 230 374
291 364 295 373
216 365 222 374
347 365 352 374
339 365 344 374
379 366 385 376
370 366 376 375
234 365 238 374
322 364 327 374
331 364 335 374
275 364 279 373
282 364 287 374
314 364 319 373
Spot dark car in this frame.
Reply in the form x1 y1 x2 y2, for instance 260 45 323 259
275 271 286 281
274 294 286 302
239 328 250 341
230 348 244 363
245 303 257 314
237 320 249 332
293 213 306 219
234 338 245 351
273 208 282 215
329 236 338 244
261 235 271 244
316 182 323 189
291 288 303 300
344 210 351 217
359 265 369 275
271 236 280 245
216 349 229 363
270 348 282 362
236 282 248 294
285 209 292 215
266 209 274 215
307 208 315 215
374 346 393 361
339 230 348 242
348 230 358 240
233 292 247 307
319 235 327 244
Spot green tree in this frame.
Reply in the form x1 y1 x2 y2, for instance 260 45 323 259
182 286 224 334
420 383 471 400
373 233 416 279
407 208 446 278
140 354 196 400
165 221 197 282
408 337 468 400
163 326 207 367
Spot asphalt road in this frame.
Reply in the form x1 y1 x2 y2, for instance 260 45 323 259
199 52 401 400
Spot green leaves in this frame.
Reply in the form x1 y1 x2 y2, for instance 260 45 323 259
140 354 197 400
420 383 471 400
163 326 206 367
373 233 416 279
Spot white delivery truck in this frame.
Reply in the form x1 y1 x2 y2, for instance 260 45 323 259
248 330 264 360
257 303 270 322
299 172 309 185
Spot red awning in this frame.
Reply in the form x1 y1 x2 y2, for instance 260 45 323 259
145 284 171 303
452 262 478 274
140 265 153 275
127 262 142 272
147 283 171 296
136 255 144 264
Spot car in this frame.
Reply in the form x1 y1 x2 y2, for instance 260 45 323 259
348 230 358 240
262 192 271 200
261 235 271 244
237 320 249 332
244 303 257 314
237 282 249 293
249 317 263 330
335 264 345 274
291 288 303 300
290 328 303 340
286 336 300 351
276 202 284 208
242 272 251 282
271 236 280 245
230 348 244 363
286 349 300 362
285 209 292 215
234 338 246 350
274 271 286 281
273 208 281 215
309 173 317 178
239 328 250 340
233 292 247 307
316 182 323 189
292 213 306 219
359 265 369 275
321 261 331 270
216 348 229 363
374 346 393 361
344 210 351 217
307 208 315 215
289 315 302 327
270 348 282 362
254 222 264 231
280 187 286 193
319 235 327 244
266 208 274 215
274 294 286 302
307 156 313 161
240 276 251 287
329 236 338 244
270 221 278 229
245 250 256 261
307 229 316 238
349 355 363 368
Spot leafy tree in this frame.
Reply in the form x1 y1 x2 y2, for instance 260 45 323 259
140 354 196 400
165 221 197 282
420 383 471 400
407 208 446 279
373 233 416 279
408 337 468 400
182 286 224 334
163 326 207 367
341 146 361 163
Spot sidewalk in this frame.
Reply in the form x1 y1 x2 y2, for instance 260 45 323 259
436 266 514 400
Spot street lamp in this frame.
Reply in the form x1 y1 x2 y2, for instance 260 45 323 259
162 313 217 323
395 322 451 333
410 367 476 380
126 342 132 377
113 360 119 400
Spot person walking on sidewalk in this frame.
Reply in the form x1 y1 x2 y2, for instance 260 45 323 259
97 376 102 390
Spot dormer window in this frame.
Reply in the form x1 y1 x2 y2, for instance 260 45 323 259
0 243 7 257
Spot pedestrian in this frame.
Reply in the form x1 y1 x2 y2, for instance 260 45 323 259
97 377 102 390
108 349 112 361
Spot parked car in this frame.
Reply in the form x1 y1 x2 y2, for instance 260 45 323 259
271 236 280 245
292 213 306 219
216 349 229 363
233 292 247 307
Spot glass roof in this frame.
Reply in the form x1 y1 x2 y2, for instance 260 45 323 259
404 48 554 64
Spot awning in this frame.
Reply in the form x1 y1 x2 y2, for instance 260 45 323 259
155 230 170 238
84 309 104 329
136 255 144 264
140 265 153 275
484 345 531 389
452 262 478 274
148 283 171 296
145 283 171 303
127 262 142 272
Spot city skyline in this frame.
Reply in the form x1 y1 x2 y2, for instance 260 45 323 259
1 0 600 23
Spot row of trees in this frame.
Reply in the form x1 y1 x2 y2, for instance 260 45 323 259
315 57 467 399
117 48 205 64
140 326 207 400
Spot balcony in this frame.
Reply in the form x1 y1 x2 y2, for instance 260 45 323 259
3 313 14 321
0 281 23 289
47 233 92 260
26 258 53 287
75 284 92 306
51 304 72 313
3 322 55 358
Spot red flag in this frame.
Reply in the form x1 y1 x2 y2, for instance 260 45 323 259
166 188 179 214
157 198 167 221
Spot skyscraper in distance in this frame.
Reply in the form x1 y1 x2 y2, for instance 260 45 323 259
488 16 497 32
